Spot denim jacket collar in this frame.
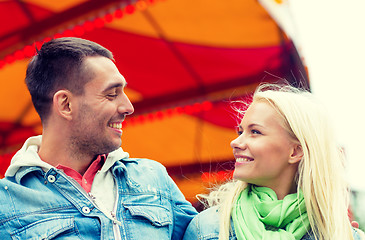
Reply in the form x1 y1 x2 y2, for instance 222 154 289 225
6 135 135 183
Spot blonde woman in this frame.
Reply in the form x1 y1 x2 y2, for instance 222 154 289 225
183 84 364 240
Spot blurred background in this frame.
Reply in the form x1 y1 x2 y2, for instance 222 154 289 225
0 0 364 229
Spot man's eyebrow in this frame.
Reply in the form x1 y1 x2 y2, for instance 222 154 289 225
103 82 127 92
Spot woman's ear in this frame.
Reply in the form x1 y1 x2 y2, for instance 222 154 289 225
289 144 303 164
53 90 73 121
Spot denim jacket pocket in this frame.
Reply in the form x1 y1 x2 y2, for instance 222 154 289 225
10 216 80 240
122 203 172 239
123 203 172 227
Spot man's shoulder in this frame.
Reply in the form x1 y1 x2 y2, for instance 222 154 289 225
0 177 22 211
0 176 17 187
121 157 166 170
0 177 10 195
113 157 170 184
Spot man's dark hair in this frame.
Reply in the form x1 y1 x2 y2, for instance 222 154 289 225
25 37 114 123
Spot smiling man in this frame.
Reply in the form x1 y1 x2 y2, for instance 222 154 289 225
0 37 197 239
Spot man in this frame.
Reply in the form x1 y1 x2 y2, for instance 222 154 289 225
0 37 197 239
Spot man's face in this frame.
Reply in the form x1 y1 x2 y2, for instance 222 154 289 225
69 56 134 156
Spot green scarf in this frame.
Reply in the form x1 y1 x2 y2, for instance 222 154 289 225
232 185 310 240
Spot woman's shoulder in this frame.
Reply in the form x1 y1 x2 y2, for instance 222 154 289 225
353 228 365 240
190 206 221 233
301 232 314 240
183 206 220 240
300 228 364 240
183 206 237 240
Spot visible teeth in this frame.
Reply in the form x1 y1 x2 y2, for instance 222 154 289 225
236 157 252 163
109 123 122 130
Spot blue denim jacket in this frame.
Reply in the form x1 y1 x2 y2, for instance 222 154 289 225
183 206 362 240
0 158 197 239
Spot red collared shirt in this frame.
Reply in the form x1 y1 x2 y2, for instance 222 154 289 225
56 155 105 193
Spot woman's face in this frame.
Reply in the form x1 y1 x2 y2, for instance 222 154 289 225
231 101 300 192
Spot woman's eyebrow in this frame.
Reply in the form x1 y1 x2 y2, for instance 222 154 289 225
247 123 264 129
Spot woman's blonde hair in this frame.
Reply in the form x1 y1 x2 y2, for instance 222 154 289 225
200 83 357 240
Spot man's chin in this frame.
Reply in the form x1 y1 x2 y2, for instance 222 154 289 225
99 141 121 155
111 139 122 151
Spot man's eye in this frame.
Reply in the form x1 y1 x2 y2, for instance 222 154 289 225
107 94 118 98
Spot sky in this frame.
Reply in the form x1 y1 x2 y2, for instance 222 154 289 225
259 0 365 191
288 0 365 190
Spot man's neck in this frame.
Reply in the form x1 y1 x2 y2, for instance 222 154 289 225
38 137 95 175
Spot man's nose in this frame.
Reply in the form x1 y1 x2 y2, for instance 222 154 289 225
118 93 134 116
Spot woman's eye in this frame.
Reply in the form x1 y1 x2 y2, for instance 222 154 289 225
251 129 261 135
235 126 243 135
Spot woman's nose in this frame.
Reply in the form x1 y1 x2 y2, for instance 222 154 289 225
230 134 246 150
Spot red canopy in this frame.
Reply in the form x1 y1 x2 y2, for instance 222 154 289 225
0 0 307 201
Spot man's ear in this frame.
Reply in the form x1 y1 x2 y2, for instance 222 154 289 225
289 144 303 164
53 90 73 120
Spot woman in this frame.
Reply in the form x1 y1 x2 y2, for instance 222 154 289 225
183 83 364 240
